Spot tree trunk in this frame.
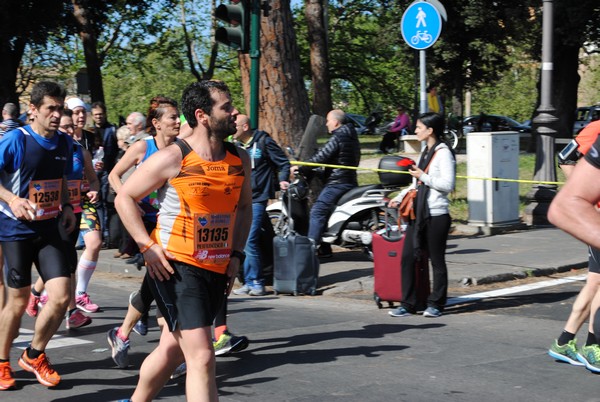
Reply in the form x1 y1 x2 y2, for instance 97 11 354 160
0 36 25 108
551 43 580 139
239 0 310 148
72 0 105 103
305 0 332 117
451 75 464 118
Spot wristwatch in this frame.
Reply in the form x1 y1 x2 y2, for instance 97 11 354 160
230 250 246 265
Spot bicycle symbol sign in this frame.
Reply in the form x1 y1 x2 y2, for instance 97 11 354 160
401 1 442 50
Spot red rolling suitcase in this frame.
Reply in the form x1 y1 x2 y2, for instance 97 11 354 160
372 226 430 309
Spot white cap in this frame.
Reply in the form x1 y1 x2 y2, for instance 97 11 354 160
66 97 87 111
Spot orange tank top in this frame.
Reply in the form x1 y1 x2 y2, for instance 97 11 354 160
153 140 245 274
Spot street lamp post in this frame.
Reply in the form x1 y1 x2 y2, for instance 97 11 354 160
524 0 558 226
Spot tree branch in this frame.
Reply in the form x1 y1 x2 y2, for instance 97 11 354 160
180 0 201 81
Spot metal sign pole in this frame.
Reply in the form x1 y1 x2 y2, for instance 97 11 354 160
401 1 444 116
419 50 427 114
249 0 261 130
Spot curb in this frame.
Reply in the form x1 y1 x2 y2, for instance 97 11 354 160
321 261 588 297
471 262 588 286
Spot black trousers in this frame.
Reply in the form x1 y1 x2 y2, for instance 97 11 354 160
400 213 451 312
379 131 399 153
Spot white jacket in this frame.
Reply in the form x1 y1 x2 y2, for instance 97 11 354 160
393 142 456 216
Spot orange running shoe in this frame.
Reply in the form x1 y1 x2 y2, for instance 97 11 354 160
18 351 61 387
0 361 16 390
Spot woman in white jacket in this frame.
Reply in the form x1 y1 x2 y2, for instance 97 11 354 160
388 112 456 318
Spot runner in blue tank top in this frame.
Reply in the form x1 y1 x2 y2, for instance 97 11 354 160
0 81 77 390
26 110 101 329
106 96 180 367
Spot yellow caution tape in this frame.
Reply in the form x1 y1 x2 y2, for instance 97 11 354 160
291 161 564 186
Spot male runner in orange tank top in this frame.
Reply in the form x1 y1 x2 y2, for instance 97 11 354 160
115 80 252 402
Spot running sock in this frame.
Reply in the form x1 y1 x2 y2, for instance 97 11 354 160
116 328 129 341
76 257 97 295
557 330 575 346
586 331 597 347
26 347 43 359
31 288 41 297
214 325 227 340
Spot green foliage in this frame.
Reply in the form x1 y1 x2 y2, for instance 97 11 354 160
103 48 196 123
469 48 539 121
295 0 415 119
579 54 600 105
102 23 246 122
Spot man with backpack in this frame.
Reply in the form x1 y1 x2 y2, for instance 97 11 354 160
232 114 290 296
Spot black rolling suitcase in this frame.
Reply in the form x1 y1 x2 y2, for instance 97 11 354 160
272 188 319 296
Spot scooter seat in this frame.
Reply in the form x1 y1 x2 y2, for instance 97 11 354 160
336 184 383 206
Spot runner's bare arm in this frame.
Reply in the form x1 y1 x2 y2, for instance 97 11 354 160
0 184 34 220
226 148 253 292
82 149 100 203
115 145 182 281
549 158 600 248
60 176 76 233
108 140 147 194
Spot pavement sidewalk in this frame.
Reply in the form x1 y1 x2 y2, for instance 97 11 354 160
91 227 588 296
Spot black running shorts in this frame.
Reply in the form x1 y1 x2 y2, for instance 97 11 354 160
149 261 228 332
2 225 71 288
589 246 600 274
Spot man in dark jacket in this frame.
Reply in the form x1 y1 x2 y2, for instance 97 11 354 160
299 109 360 257
232 114 290 295
91 101 118 245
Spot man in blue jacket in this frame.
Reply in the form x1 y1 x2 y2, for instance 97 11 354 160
298 109 361 257
232 114 290 296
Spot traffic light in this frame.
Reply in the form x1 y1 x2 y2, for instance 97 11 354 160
215 0 250 53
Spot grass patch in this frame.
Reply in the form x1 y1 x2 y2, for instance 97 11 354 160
314 133 565 225
357 153 565 224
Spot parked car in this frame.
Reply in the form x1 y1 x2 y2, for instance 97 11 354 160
573 105 600 135
463 114 532 150
462 114 531 135
347 111 384 135
346 113 369 135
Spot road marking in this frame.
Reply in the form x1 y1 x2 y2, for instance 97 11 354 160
447 274 587 306
13 328 93 350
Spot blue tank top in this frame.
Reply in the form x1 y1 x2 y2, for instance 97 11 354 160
139 137 160 223
68 141 85 181
0 126 73 240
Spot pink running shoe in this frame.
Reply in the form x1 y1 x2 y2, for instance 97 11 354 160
66 310 92 329
75 293 99 313
26 293 40 317
38 294 48 308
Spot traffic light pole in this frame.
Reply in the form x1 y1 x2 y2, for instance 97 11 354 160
249 0 260 130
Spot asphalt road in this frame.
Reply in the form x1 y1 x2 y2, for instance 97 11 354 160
2 271 597 402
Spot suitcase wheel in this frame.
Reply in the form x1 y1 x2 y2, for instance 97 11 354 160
293 291 298 296
309 289 317 296
388 301 394 308
374 294 383 309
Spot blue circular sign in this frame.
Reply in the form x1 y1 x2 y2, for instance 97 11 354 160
401 2 442 50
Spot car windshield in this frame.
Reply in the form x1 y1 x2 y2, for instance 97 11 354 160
348 114 366 125
575 108 590 122
501 116 521 126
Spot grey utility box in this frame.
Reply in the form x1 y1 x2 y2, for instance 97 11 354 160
467 131 520 231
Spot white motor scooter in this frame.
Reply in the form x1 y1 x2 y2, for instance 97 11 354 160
267 155 415 259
